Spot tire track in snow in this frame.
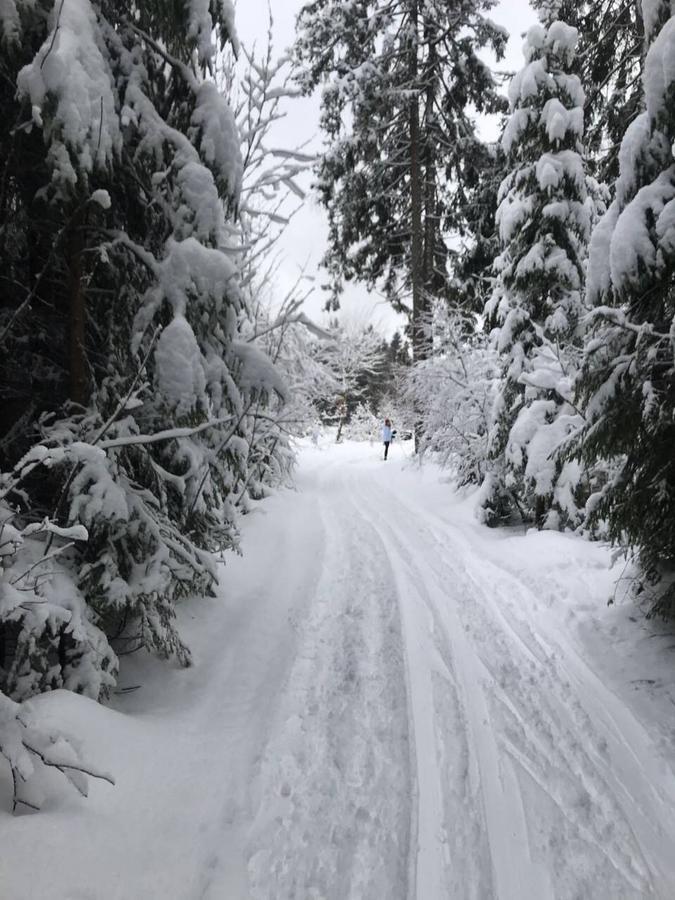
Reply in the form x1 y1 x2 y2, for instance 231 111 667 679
403 490 675 895
388 491 651 895
243 465 413 900
344 482 454 900
347 475 550 900
366 477 675 898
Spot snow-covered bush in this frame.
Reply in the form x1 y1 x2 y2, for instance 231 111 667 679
313 323 385 441
344 404 380 442
575 1 675 615
407 308 498 484
0 497 114 811
0 494 116 701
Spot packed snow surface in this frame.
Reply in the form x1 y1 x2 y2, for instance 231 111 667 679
3 439 675 899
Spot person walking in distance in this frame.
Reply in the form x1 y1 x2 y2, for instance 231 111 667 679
382 418 392 460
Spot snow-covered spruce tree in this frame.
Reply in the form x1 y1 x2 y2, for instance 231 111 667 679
295 0 506 361
0 0 259 706
481 20 599 528
533 0 645 183
576 1 675 615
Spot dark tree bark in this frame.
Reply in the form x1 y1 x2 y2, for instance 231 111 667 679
408 0 425 367
67 213 87 406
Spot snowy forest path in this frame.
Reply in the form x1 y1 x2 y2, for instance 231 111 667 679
5 441 675 900
229 441 675 899
343 449 675 900
235 448 414 899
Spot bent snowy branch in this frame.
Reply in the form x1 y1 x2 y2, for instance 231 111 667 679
0 693 114 813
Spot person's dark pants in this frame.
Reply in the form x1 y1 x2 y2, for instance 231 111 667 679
384 441 390 460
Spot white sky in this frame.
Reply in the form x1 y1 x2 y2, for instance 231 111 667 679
234 1 537 338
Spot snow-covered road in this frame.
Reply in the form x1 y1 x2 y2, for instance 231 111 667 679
344 455 675 900
4 440 675 899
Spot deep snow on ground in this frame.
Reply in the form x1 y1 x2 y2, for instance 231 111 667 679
3 438 675 899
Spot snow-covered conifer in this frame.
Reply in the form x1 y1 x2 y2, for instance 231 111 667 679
482 19 599 527
533 0 645 183
0 0 253 700
576 1 675 614
295 0 506 360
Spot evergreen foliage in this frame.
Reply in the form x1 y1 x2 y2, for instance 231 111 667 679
533 0 645 183
295 0 506 357
0 0 307 809
481 19 600 528
453 142 507 317
0 0 251 702
576 0 675 614
364 331 411 416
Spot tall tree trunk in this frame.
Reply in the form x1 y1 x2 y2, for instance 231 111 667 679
67 213 87 406
408 0 427 452
422 20 438 308
408 0 425 368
